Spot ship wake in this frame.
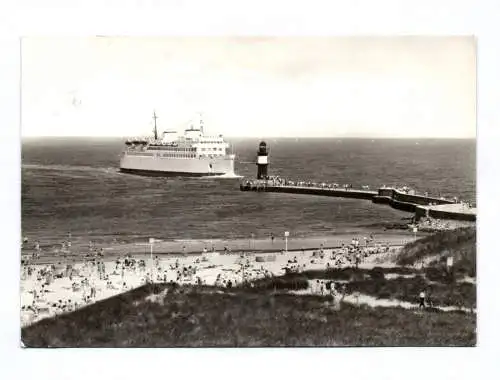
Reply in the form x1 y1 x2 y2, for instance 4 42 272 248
22 163 122 177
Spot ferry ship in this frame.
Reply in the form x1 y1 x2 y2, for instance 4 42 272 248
120 112 236 177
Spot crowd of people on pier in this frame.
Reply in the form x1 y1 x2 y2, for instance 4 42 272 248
389 185 475 208
245 177 473 207
246 176 363 191
242 178 473 207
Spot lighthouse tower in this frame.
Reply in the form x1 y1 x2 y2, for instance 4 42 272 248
256 141 269 179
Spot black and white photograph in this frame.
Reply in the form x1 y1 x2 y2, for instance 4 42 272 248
19 36 476 347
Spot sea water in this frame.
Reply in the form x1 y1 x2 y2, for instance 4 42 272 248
21 137 476 249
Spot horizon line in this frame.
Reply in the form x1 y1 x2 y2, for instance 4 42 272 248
20 135 477 140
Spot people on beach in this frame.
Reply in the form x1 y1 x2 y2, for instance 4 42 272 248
22 233 400 327
446 255 454 275
419 290 426 309
426 288 433 308
355 252 361 269
90 283 96 299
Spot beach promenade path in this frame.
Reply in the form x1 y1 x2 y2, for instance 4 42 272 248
290 286 476 314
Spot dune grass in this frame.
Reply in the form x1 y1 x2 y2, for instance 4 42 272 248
396 227 476 277
245 274 310 291
22 283 475 347
259 266 476 310
346 275 476 309
299 266 415 280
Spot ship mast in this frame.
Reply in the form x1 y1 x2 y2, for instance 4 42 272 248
152 111 158 140
199 112 204 134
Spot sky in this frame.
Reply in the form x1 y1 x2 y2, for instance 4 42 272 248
21 36 476 138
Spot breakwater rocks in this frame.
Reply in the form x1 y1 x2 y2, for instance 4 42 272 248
240 181 476 222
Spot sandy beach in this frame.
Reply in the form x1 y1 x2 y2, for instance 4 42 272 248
20 233 407 327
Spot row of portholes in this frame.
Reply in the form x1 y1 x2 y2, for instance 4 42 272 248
159 153 197 158
156 153 225 158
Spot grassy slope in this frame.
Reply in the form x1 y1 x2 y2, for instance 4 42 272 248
396 227 476 276
282 267 476 309
251 264 476 309
22 284 475 347
347 276 476 309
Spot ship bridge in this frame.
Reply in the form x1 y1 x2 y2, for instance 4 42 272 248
191 135 229 157
161 130 178 144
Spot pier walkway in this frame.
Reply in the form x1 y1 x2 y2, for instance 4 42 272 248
240 180 476 222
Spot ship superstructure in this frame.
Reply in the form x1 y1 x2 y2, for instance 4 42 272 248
120 112 236 176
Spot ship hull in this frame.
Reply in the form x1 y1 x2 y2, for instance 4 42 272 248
119 153 235 177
